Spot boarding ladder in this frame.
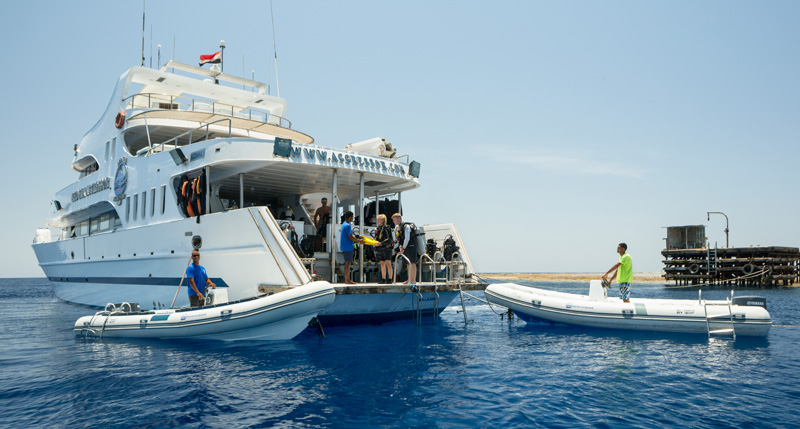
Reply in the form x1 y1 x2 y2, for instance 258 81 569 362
706 246 718 284
700 289 736 339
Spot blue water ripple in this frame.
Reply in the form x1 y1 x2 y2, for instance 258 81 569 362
1 278 799 427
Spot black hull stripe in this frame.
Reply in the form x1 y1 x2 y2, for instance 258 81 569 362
51 277 229 288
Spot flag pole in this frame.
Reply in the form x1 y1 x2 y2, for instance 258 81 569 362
141 0 146 66
219 40 226 73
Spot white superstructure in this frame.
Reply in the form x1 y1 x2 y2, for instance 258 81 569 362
33 61 481 323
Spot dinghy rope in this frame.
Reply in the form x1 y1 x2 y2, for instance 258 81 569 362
460 290 512 318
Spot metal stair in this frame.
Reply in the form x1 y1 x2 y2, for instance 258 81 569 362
706 246 718 284
700 289 736 339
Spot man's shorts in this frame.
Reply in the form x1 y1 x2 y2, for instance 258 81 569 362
400 246 417 264
342 250 354 262
619 282 631 300
375 246 392 262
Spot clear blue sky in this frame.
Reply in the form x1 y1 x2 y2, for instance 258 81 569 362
2 1 799 277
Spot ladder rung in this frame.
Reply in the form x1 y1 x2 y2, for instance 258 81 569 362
709 328 735 334
704 300 730 305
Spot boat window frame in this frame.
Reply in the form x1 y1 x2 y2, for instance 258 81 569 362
160 185 166 215
141 191 147 220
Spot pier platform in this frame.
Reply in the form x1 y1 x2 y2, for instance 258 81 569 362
662 246 799 287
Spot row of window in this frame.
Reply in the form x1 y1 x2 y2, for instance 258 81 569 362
65 211 122 239
125 185 168 222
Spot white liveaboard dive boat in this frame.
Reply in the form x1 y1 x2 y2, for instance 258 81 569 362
75 281 335 341
32 59 484 324
485 281 772 337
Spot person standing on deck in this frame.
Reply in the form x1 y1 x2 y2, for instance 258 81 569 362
392 213 418 285
375 214 394 284
187 250 216 307
314 197 332 236
340 211 364 285
602 243 632 303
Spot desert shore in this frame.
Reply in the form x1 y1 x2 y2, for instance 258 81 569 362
480 272 666 284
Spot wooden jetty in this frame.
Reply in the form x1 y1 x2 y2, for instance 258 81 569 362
662 246 800 287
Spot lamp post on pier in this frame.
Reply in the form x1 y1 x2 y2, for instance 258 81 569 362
707 211 729 248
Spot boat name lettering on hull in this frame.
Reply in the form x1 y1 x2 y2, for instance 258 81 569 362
72 178 111 202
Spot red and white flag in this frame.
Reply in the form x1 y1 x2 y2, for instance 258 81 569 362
199 52 221 66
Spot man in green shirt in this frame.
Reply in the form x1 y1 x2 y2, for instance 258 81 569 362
603 243 632 303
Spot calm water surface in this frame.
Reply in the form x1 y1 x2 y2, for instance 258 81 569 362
1 278 798 428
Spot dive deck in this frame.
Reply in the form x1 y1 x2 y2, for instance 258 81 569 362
259 279 486 296
260 279 487 325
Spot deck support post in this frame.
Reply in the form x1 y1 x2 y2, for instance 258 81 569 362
331 169 338 283
239 173 244 209
359 172 365 283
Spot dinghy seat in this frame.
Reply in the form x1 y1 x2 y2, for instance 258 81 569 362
588 280 607 301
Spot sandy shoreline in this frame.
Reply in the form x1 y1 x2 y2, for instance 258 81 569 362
480 272 666 284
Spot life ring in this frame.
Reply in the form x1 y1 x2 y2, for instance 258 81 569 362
742 264 756 275
115 110 126 129
689 264 700 274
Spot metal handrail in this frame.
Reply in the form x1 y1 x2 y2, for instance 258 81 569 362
418 253 437 284
432 251 446 283
393 253 412 284
143 118 233 156
122 92 293 129
448 252 469 282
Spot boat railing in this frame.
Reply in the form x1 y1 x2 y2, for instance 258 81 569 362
418 253 440 284
445 252 469 282
140 118 233 156
433 251 447 283
392 253 412 284
122 92 293 129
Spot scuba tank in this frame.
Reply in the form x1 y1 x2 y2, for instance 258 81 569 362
426 238 438 259
443 234 460 261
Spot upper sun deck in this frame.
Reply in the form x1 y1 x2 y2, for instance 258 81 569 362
72 61 314 173
121 61 314 144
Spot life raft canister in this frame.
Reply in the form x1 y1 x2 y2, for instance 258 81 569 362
115 110 126 129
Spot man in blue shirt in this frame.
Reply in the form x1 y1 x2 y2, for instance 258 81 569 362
187 250 216 307
340 211 364 284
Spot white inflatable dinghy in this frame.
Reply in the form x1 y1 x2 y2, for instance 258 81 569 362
485 280 771 337
75 281 335 341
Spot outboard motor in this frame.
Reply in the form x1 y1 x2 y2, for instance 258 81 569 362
732 296 767 309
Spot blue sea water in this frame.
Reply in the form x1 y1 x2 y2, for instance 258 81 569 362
1 278 799 428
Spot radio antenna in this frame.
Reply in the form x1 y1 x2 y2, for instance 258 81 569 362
270 0 280 98
141 0 146 66
149 24 153 68
172 36 176 73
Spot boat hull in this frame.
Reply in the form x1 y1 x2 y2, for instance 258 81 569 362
74 281 335 341
35 208 310 308
319 291 459 325
485 283 772 337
